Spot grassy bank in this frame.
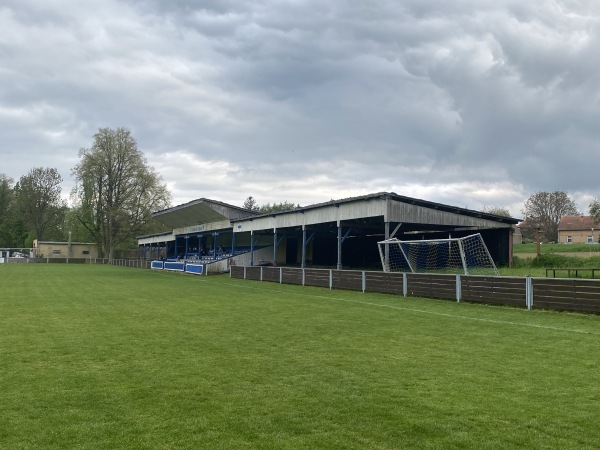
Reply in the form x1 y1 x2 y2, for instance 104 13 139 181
505 244 600 277
513 243 600 254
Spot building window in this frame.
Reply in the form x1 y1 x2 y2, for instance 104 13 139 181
588 235 594 244
52 249 61 255
82 250 90 255
567 235 573 243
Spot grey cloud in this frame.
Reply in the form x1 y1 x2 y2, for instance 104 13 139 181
2 0 600 216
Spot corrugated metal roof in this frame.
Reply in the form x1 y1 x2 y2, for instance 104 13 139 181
231 192 520 225
152 198 257 229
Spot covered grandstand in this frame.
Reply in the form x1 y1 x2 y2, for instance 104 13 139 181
138 192 520 273
137 198 257 271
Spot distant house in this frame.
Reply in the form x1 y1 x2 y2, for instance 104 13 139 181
512 225 523 245
558 216 600 244
516 219 536 243
33 240 99 259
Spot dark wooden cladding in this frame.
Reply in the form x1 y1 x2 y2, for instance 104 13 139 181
304 269 330 288
365 272 404 295
245 266 262 281
332 271 363 291
406 273 455 300
282 268 303 285
231 266 244 278
533 279 600 312
461 276 526 306
231 266 600 315
262 267 280 282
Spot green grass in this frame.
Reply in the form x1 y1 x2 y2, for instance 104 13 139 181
514 243 600 254
2 264 600 449
506 245 600 276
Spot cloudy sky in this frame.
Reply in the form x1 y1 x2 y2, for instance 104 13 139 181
2 0 600 217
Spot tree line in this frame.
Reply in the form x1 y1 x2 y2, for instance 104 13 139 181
0 127 171 259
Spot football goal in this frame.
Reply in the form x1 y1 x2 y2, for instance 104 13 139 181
377 233 499 276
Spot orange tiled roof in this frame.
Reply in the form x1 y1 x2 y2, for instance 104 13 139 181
558 216 600 231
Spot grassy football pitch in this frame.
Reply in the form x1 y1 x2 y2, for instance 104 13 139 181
1 264 600 449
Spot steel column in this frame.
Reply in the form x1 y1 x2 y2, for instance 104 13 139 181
301 227 307 269
273 229 278 266
250 231 255 266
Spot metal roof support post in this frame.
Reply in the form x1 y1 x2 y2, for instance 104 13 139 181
273 228 278 267
231 231 236 258
213 232 218 259
337 223 342 270
250 231 255 266
156 242 160 260
337 224 353 271
184 236 189 260
198 235 203 258
301 226 307 269
384 221 390 270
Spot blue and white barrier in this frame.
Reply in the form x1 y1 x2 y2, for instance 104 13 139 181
185 263 204 275
164 261 186 272
150 260 206 275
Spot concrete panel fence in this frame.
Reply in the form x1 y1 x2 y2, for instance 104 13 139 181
230 266 600 314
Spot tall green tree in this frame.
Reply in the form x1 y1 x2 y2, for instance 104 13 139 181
589 198 600 225
243 196 260 212
259 201 299 213
0 174 16 246
482 206 511 217
522 191 579 242
14 167 66 241
72 127 171 259
63 206 95 243
243 196 300 214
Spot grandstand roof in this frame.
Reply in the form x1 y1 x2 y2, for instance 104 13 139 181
231 192 520 229
152 198 256 229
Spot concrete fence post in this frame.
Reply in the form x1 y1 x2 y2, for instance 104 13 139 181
456 275 461 303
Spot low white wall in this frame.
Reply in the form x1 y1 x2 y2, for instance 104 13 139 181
230 246 274 267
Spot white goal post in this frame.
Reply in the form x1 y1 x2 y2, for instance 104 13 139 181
377 233 499 276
